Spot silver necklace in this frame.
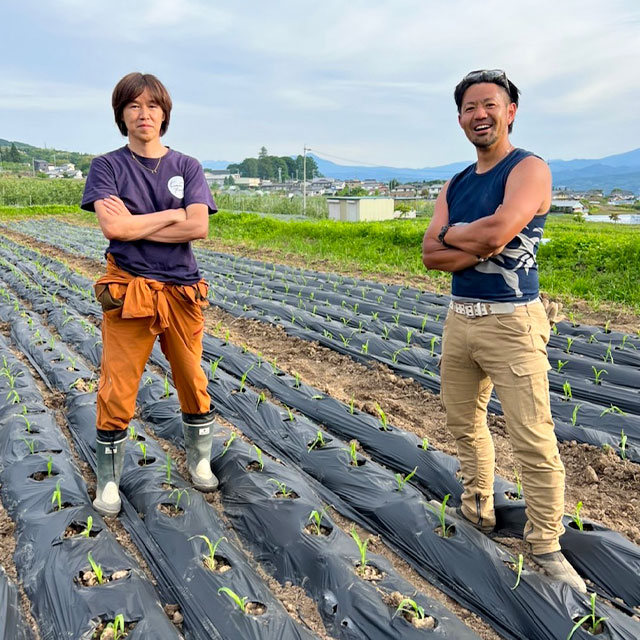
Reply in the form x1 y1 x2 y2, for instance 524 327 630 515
130 149 162 174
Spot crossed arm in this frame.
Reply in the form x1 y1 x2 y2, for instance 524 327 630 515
95 195 209 243
422 156 551 273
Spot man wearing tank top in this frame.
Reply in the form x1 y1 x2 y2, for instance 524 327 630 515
81 73 219 518
422 70 586 593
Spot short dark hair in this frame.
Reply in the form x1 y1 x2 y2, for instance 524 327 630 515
454 69 520 133
112 72 172 136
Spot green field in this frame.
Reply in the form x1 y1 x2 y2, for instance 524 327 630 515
0 205 638 315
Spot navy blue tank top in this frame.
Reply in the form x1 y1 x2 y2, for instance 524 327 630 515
446 148 547 302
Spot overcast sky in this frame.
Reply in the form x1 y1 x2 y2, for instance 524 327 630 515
2 0 639 168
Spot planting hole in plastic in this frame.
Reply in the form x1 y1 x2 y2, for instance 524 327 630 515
30 470 59 481
75 568 130 588
137 456 156 467
64 521 100 539
91 617 137 637
201 555 232 573
304 523 333 537
568 520 595 532
434 523 456 539
505 491 523 501
356 563 384 582
157 503 185 517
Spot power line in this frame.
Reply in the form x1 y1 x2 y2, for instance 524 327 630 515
310 148 382 168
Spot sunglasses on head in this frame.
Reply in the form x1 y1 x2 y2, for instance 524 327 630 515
463 69 510 90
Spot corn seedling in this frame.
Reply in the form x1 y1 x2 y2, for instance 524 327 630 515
343 440 359 466
270 357 278 373
221 432 237 457
350 526 370 574
392 313 400 326
566 592 607 640
253 446 264 471
513 467 523 499
510 554 524 590
137 441 148 464
394 598 425 621
571 404 581 426
189 534 227 571
340 334 351 347
22 438 36 454
361 340 369 354
591 366 607 385
429 336 440 357
563 381 572 401
255 391 266 409
47 455 53 477
217 587 248 612
620 430 627 460
7 389 20 404
428 494 454 538
102 614 125 640
308 430 325 452
87 552 104 584
371 311 379 321
600 405 626 417
390 346 409 363
209 356 223 378
18 414 32 432
603 343 614 364
169 488 190 510
565 336 574 353
421 437 429 450
621 335 637 350
51 480 62 511
381 325 390 340
164 452 172 485
81 516 93 538
556 360 568 373
374 402 389 431
162 374 171 398
293 372 301 388
567 501 584 531
395 466 418 491
307 504 333 535
269 478 293 498
420 313 429 332
283 405 294 421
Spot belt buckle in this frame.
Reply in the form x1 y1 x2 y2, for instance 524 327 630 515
464 303 475 317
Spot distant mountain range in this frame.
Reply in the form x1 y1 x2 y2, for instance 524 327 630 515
203 148 640 194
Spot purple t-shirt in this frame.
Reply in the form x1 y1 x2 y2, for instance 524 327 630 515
81 146 217 284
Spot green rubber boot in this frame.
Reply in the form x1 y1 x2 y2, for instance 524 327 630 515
182 409 219 491
93 431 127 517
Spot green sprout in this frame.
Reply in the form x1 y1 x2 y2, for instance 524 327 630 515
360 340 369 354
293 372 301 388
221 432 237 457
102 614 125 640
420 313 429 332
429 336 440 357
591 366 607 385
283 405 295 421
620 430 627 460
421 437 429 450
239 365 254 392
566 592 607 640
343 440 360 466
22 438 36 454
51 480 62 511
563 381 572 401
394 598 426 621
190 534 227 571
567 500 584 531
87 552 104 584
253 446 264 471
307 504 333 536
513 467 523 499
18 414 32 432
565 336 574 353
47 455 53 477
81 516 93 538
510 554 524 590
255 391 266 409
350 526 370 575
308 431 326 452
169 488 190 510
600 405 626 417
209 355 223 378
556 360 568 373
571 404 581 426
137 441 148 464
268 478 293 498
395 466 418 491
217 587 248 612
162 373 171 398
164 452 172 485
603 344 614 364
428 494 454 538
374 402 389 431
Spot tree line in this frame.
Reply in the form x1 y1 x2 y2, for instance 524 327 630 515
0 140 93 175
227 147 321 182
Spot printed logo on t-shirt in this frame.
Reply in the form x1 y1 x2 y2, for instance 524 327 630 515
168 176 184 199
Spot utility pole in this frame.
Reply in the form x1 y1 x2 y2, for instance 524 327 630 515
303 145 311 215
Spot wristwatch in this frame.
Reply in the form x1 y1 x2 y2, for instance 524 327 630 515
437 224 452 247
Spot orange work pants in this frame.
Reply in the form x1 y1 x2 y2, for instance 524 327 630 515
95 255 211 432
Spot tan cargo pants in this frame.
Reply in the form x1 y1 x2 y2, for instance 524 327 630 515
440 300 565 554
